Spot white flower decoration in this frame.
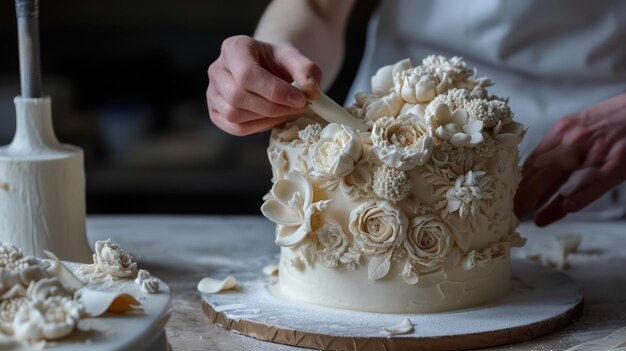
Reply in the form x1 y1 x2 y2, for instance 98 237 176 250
429 103 484 148
421 55 474 86
311 123 363 179
340 158 374 200
359 92 404 123
11 296 83 342
492 120 527 147
316 224 350 269
371 113 434 171
0 242 49 295
349 200 408 255
271 117 319 143
267 145 288 183
371 58 413 95
26 278 71 302
261 170 331 247
404 215 453 270
92 240 138 279
373 164 412 202
297 123 322 146
394 67 448 104
465 98 512 128
444 170 492 221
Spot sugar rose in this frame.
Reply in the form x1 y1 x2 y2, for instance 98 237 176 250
404 215 453 269
312 123 363 179
371 113 434 171
349 200 408 255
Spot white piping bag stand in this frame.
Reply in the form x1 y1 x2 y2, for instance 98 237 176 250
0 97 91 262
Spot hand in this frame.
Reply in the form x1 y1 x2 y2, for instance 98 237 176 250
207 35 322 136
515 93 626 226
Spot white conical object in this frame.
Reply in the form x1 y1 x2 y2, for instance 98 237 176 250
0 97 91 262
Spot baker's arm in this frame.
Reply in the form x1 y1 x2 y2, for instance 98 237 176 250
255 0 356 91
207 0 356 136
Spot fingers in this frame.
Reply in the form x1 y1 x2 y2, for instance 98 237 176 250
533 195 568 227
207 35 321 136
223 39 307 109
210 66 302 121
515 144 584 217
533 167 601 227
209 107 288 136
562 144 626 213
274 45 322 100
534 142 626 227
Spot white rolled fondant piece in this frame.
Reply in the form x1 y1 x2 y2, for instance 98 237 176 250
0 97 91 262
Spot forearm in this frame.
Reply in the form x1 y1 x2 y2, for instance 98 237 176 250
254 0 355 90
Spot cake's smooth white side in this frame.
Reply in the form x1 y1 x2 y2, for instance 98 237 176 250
279 247 510 313
262 56 527 313
0 97 91 262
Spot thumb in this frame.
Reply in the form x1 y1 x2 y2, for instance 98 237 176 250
274 46 322 100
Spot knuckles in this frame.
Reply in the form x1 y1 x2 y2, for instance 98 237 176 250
222 105 240 124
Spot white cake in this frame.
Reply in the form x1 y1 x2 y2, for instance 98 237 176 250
261 56 527 313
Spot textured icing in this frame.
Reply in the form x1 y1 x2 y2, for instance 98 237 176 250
263 56 527 313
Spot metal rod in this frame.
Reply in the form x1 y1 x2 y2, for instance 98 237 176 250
15 0 42 98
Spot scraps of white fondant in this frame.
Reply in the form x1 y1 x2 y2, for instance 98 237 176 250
75 288 141 317
43 250 85 291
197 276 237 294
383 318 414 335
526 234 582 270
262 265 279 276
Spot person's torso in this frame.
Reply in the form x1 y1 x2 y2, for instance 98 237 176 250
347 0 626 218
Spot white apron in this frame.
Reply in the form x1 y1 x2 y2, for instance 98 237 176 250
347 0 626 219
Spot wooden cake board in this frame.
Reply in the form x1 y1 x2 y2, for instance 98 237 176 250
201 256 583 351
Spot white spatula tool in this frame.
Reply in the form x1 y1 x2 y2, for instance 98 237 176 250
292 82 368 131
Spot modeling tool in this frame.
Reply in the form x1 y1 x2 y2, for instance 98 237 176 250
292 82 368 131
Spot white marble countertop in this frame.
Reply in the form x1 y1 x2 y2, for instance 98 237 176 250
86 216 626 351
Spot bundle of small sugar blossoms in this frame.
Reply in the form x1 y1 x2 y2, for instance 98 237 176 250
262 56 527 312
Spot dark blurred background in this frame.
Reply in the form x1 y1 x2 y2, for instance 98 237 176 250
0 1 379 214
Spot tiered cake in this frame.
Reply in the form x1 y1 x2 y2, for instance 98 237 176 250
262 56 527 313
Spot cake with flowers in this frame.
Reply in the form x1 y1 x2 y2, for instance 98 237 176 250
261 56 527 313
